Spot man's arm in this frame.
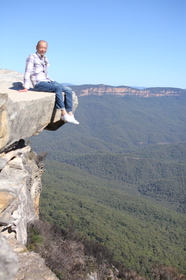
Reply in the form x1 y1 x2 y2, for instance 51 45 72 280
19 55 34 92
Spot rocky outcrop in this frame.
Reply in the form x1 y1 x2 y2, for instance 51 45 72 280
0 235 58 280
0 69 79 280
0 69 78 152
0 234 18 280
0 68 79 243
0 141 42 244
0 139 46 280
15 251 59 280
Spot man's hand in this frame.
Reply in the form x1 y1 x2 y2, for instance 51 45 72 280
19 88 28 92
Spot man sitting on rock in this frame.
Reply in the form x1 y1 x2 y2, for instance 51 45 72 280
19 40 79 125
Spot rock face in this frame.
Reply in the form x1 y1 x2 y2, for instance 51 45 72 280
71 84 186 98
0 69 78 152
0 140 46 280
0 235 58 280
0 69 79 280
15 248 58 280
0 235 18 280
0 141 43 244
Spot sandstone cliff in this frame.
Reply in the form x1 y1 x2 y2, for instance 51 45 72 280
0 69 78 152
0 69 78 280
71 84 186 98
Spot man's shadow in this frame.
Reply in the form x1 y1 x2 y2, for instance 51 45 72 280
9 82 35 91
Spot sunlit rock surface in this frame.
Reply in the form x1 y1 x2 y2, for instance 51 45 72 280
0 69 78 152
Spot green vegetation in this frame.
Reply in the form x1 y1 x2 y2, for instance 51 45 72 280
30 95 186 154
53 148 186 213
30 94 186 278
27 220 185 280
39 159 186 277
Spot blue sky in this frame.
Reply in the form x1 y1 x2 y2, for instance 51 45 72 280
1 0 186 88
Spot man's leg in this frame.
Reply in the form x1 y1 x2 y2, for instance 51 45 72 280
60 84 73 113
34 81 65 110
34 81 79 124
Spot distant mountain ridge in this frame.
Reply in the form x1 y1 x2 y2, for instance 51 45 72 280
71 84 186 98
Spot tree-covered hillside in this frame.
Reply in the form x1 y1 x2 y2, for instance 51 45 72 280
40 160 186 277
29 94 186 278
31 95 186 154
49 147 186 213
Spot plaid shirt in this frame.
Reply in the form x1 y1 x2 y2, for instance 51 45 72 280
23 52 52 89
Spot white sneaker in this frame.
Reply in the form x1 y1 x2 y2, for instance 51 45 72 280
61 113 79 124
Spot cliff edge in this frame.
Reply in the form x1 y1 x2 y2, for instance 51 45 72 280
0 69 78 280
0 69 78 152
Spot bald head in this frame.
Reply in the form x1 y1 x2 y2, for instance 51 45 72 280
37 40 48 47
36 40 48 56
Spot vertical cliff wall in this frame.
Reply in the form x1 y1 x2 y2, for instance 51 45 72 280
0 141 42 244
0 139 60 280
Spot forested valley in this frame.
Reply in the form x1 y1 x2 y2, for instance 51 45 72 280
29 94 186 279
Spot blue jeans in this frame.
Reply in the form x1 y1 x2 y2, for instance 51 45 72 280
34 81 72 112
